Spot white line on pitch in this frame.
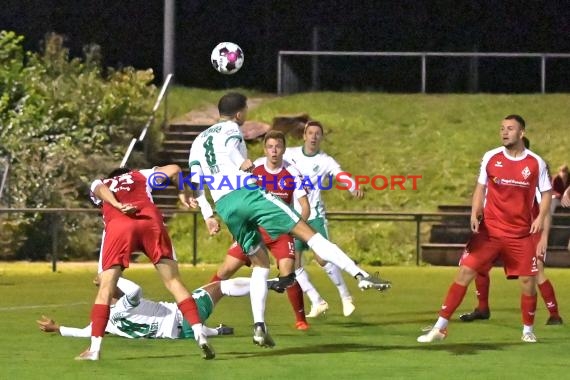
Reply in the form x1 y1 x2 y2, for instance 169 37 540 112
0 302 88 311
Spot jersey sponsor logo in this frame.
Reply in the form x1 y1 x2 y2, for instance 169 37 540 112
491 176 530 187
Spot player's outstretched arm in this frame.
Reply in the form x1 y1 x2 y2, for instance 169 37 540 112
37 315 93 337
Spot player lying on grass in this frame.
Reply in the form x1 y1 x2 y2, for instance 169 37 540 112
37 276 262 340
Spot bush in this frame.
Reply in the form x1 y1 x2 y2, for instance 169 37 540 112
0 31 156 260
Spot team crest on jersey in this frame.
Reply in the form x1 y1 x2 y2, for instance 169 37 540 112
521 166 531 179
494 161 503 167
313 165 319 173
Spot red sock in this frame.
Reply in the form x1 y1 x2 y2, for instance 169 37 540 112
286 281 306 323
210 273 223 283
521 293 537 326
439 282 467 320
90 304 110 337
538 280 559 318
178 297 201 325
475 272 490 311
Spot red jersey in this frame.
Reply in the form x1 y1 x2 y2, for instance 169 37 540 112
478 147 551 238
252 159 306 205
91 169 162 225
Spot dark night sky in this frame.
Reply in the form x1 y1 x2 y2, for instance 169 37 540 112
3 0 570 92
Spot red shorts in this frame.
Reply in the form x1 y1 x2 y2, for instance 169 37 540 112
100 217 174 271
227 227 295 265
459 226 538 278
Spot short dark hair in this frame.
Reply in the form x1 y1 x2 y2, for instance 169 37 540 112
264 130 286 146
218 92 247 117
304 120 324 134
107 167 131 178
504 114 526 129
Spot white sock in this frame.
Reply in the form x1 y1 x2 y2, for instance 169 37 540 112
523 324 534 334
323 262 351 300
191 323 204 340
250 267 269 324
434 317 449 330
295 267 324 305
307 233 368 278
202 325 219 337
89 336 102 352
220 277 251 296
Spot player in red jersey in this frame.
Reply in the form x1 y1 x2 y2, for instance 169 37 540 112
77 165 215 361
418 114 552 343
460 137 562 325
207 130 312 331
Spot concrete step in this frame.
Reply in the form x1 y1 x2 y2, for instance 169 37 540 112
168 124 210 133
163 131 202 139
421 243 570 268
162 140 192 151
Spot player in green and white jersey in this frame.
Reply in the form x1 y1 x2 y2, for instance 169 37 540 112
37 277 253 339
283 120 371 318
187 93 391 349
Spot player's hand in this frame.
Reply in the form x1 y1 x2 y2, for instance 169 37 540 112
178 193 197 208
37 316 59 333
205 217 220 235
115 203 137 214
470 214 481 233
530 218 543 234
239 159 254 172
351 188 364 199
535 236 547 260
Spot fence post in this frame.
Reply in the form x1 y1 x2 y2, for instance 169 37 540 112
540 55 546 94
277 53 283 95
415 214 422 266
51 213 59 272
192 212 197 266
421 54 427 93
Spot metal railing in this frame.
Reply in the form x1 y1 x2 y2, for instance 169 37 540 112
277 50 570 94
120 73 174 168
0 207 476 272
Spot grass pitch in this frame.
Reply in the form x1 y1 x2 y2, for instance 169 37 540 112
0 263 568 379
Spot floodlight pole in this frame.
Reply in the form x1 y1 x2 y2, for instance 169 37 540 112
163 0 176 82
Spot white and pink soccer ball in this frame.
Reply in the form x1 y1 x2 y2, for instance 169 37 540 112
211 42 244 75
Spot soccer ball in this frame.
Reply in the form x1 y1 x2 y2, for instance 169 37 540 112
211 42 244 75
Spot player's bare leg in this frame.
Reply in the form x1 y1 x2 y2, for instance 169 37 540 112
211 255 246 282
155 259 214 359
